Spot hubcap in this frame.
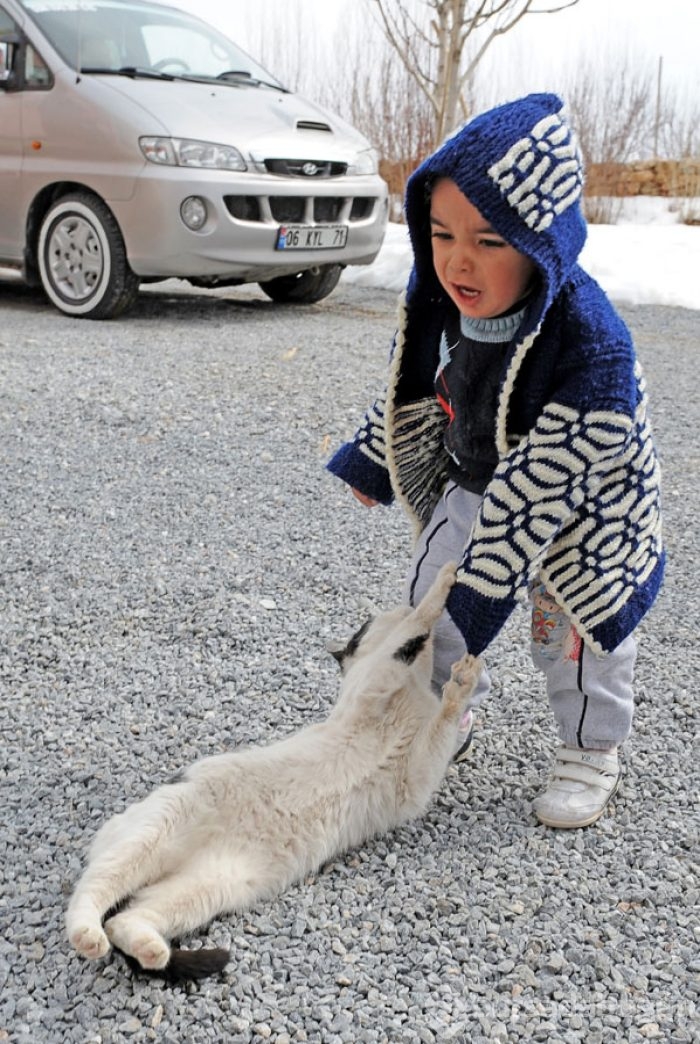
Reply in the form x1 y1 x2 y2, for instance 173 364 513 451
47 215 104 302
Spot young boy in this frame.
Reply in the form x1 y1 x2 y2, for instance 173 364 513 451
327 93 664 830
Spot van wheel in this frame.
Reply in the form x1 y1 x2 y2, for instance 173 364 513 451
258 264 342 304
37 193 140 319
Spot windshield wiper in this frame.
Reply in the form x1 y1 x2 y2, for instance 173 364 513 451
79 66 175 81
79 65 288 90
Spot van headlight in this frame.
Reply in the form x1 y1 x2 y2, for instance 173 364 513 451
140 137 247 171
347 148 379 176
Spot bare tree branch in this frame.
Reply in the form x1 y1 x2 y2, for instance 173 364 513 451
372 0 580 147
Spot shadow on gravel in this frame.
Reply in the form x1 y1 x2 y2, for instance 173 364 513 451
0 275 279 320
0 272 393 323
0 276 50 312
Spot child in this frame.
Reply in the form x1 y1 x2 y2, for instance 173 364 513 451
327 93 664 830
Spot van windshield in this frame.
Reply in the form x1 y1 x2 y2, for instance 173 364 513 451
18 0 284 87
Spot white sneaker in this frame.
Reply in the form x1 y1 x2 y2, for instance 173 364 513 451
533 745 620 829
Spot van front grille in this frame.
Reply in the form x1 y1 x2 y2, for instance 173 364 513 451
224 195 378 226
225 196 262 221
269 197 306 223
350 197 374 221
314 198 345 222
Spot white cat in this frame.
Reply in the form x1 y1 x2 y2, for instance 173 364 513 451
66 562 479 978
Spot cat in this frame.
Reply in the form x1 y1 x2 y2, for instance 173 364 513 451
66 561 479 978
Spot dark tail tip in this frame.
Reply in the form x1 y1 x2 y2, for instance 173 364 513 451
166 946 230 979
116 944 230 980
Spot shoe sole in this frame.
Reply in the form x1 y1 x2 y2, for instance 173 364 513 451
452 731 473 764
534 775 621 829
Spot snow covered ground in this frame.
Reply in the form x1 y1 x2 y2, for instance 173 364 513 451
343 198 700 311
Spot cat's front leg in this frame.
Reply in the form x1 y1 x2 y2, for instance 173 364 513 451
440 653 481 721
422 654 481 758
413 561 458 627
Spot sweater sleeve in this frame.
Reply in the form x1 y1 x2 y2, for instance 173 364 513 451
447 398 635 655
326 390 395 506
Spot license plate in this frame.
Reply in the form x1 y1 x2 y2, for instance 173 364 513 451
275 224 348 250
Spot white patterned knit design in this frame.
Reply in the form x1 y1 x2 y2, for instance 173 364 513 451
487 112 583 232
357 392 388 467
458 388 662 640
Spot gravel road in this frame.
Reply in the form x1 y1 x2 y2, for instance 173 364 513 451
1 276 697 1043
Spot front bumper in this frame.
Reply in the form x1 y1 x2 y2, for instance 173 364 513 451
110 164 389 280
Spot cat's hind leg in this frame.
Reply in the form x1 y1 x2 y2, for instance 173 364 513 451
67 860 133 961
104 853 255 974
67 912 111 961
66 782 194 962
105 909 171 971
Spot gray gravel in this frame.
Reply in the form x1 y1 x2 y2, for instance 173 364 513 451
1 276 698 1044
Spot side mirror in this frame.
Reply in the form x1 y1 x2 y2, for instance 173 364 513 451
0 35 20 89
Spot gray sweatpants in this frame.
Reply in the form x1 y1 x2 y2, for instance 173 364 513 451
403 483 637 750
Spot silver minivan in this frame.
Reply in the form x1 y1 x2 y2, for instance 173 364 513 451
0 0 388 318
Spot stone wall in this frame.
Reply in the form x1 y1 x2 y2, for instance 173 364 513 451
585 159 700 197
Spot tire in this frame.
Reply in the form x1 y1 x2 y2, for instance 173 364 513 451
258 264 342 304
37 193 140 319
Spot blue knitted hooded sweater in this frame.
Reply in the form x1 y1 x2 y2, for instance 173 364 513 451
328 93 664 657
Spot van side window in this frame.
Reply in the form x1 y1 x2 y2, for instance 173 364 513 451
0 6 51 90
24 44 51 88
0 7 17 81
0 41 11 80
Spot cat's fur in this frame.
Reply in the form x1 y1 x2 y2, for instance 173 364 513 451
66 562 479 978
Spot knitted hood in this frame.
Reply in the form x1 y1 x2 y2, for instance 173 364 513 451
404 93 587 341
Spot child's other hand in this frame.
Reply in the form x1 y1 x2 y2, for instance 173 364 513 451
351 488 379 508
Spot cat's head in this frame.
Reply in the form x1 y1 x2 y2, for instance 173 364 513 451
327 605 415 675
327 562 456 716
328 603 437 722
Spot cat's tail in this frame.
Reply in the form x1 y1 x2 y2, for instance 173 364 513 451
116 944 231 980
166 945 230 978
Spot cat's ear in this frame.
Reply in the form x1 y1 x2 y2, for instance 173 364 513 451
325 640 347 667
326 618 373 669
393 632 430 664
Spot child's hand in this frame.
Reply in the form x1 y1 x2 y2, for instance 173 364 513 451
351 488 379 508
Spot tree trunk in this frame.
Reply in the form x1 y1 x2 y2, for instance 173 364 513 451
435 0 468 143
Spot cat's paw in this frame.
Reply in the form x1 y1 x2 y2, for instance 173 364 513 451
132 936 171 970
441 654 481 712
450 653 481 690
105 915 171 970
69 924 111 960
